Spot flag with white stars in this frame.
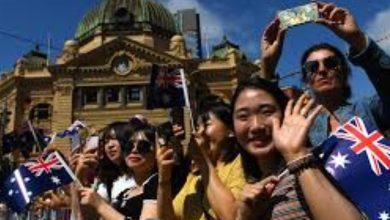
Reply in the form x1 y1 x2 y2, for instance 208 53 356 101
322 116 390 219
56 120 86 152
2 150 76 212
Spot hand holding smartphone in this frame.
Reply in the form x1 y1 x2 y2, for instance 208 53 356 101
157 121 183 165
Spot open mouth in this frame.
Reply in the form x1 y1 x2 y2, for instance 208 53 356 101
248 137 271 148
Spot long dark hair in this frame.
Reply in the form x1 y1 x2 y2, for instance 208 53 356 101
98 121 132 202
300 43 352 100
197 96 238 163
231 76 289 182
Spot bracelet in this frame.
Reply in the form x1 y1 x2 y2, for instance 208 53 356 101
287 153 318 174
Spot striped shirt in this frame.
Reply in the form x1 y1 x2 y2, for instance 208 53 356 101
269 174 312 220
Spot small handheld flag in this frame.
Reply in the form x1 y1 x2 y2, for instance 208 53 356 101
2 150 77 212
322 116 390 219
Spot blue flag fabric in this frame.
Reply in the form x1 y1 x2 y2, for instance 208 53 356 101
2 151 75 212
147 64 185 109
322 116 390 219
56 120 86 138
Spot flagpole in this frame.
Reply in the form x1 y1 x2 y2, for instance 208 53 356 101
54 151 83 187
27 120 42 153
179 69 195 131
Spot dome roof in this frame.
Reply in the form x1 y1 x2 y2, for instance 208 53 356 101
75 0 177 39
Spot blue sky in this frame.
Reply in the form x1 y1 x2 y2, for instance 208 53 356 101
1 0 390 99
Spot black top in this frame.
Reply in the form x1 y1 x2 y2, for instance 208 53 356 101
112 173 158 220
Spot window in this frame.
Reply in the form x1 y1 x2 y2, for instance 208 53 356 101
106 87 120 103
83 87 98 104
127 86 142 102
29 103 51 120
29 103 52 130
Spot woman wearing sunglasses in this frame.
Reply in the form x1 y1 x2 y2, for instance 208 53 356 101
260 2 390 148
157 98 245 220
233 76 363 220
79 119 159 220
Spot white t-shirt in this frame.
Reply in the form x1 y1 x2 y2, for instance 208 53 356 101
97 175 134 204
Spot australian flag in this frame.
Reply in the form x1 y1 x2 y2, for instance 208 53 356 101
322 116 390 219
56 120 86 152
147 64 186 109
2 150 75 212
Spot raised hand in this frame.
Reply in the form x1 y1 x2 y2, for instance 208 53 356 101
236 176 279 220
188 123 211 168
271 94 322 163
156 133 175 184
79 187 104 209
172 124 185 141
316 2 367 52
260 18 286 79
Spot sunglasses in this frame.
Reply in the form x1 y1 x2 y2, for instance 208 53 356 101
302 56 341 75
125 140 154 155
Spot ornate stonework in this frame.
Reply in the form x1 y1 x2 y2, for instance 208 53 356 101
0 2 259 156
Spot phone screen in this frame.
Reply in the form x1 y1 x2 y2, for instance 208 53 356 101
278 3 319 29
157 121 174 145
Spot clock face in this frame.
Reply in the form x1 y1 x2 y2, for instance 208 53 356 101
113 56 132 75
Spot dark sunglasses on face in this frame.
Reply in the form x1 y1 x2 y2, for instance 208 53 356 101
126 140 154 155
303 56 342 75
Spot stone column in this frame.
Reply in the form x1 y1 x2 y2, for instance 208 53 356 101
52 78 74 155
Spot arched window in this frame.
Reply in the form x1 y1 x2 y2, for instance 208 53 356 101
29 103 52 129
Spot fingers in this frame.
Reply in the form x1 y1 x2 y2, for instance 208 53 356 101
307 105 323 123
329 7 347 23
262 17 286 46
172 124 185 139
317 2 348 26
290 94 320 118
276 27 287 45
284 99 294 117
257 175 280 187
241 176 279 204
159 147 175 162
292 94 308 115
271 116 281 134
318 2 336 18
299 98 315 117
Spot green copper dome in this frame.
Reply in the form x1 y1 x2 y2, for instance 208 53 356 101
75 0 177 39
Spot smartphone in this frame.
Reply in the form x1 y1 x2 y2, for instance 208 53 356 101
156 121 174 145
278 3 319 29
157 121 182 165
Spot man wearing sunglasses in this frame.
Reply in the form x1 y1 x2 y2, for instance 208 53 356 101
260 2 390 148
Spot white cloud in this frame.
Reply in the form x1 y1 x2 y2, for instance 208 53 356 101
162 0 225 50
365 6 390 53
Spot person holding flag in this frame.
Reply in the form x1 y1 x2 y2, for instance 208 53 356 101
2 149 78 213
231 76 363 220
260 2 390 218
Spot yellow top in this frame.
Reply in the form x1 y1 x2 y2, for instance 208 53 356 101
172 155 245 220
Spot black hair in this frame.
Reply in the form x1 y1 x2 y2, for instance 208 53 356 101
231 76 289 182
198 96 238 163
123 119 156 155
300 43 352 100
98 121 132 202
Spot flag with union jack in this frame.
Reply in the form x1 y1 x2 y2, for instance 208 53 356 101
322 116 390 219
147 64 186 109
2 150 76 212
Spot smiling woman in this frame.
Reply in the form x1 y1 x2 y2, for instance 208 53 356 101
232 76 363 220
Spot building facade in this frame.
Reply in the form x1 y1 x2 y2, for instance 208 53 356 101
0 0 259 155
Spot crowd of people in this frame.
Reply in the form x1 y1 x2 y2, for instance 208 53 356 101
1 2 390 220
